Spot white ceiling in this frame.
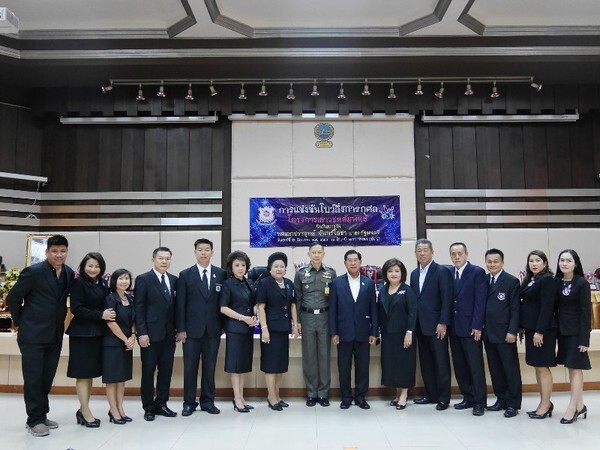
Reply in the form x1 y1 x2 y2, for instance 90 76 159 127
2 0 600 39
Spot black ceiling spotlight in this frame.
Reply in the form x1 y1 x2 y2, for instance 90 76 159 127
530 77 543 92
286 82 296 100
101 81 113 94
258 80 268 97
434 82 444 99
310 79 320 97
185 83 194 101
156 80 166 98
238 83 247 100
209 80 218 97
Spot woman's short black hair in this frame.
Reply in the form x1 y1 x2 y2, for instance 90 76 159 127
225 251 251 277
267 252 288 271
381 258 407 284
109 268 133 292
78 252 106 282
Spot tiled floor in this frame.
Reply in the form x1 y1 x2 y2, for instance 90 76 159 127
2 391 600 450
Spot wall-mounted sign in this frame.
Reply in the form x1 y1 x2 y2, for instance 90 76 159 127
250 195 401 248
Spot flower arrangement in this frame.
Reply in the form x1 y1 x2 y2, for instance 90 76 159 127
1 268 20 310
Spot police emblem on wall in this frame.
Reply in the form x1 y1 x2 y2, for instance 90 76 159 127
314 122 334 148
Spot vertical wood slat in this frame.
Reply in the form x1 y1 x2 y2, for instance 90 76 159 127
498 127 525 189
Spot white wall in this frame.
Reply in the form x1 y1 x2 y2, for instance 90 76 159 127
230 115 417 272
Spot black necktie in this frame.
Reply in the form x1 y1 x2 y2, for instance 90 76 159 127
455 270 460 281
490 275 495 285
202 269 209 290
161 273 169 295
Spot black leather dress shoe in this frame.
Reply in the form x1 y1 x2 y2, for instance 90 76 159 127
155 405 177 417
306 397 317 407
414 397 435 405
200 404 220 415
355 400 371 410
181 405 196 417
473 405 485 416
486 401 506 412
143 411 155 422
436 402 449 411
504 407 518 418
318 398 330 407
340 400 352 409
454 400 474 410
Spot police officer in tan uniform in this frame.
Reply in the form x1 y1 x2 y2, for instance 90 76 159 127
294 242 336 406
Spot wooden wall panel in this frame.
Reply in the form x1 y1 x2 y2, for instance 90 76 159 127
475 126 501 188
522 126 548 189
452 127 478 189
498 127 525 189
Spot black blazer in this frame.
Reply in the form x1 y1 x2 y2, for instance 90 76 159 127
328 274 378 342
133 270 178 342
6 261 74 344
378 282 417 335
557 274 591 347
519 272 557 333
66 277 110 337
483 270 520 343
255 276 294 333
409 261 453 336
103 292 135 347
220 276 255 334
176 264 226 339
449 262 488 337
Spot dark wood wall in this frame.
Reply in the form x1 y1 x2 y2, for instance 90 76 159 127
414 112 600 235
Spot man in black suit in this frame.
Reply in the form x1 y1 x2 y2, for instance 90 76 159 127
483 248 522 418
134 246 178 421
175 238 226 416
329 250 378 409
449 242 488 416
7 235 74 437
409 239 453 411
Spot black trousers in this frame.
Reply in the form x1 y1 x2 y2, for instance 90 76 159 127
450 336 487 406
484 337 522 409
337 340 370 402
18 341 62 427
140 338 175 411
182 335 221 408
416 327 451 404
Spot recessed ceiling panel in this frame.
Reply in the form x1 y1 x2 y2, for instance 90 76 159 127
1 0 184 30
216 0 437 28
470 0 600 26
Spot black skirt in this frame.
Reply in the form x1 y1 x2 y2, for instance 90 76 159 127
67 336 103 379
102 345 133 384
524 327 557 367
557 334 591 370
380 332 416 388
260 331 289 374
224 332 253 374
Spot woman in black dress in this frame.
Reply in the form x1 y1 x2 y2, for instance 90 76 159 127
66 252 114 427
378 258 417 410
256 252 299 411
519 250 557 419
103 268 136 425
219 251 256 413
555 249 591 424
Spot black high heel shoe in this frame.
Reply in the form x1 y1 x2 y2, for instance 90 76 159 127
560 409 578 424
108 411 126 424
268 400 283 411
529 402 553 419
577 405 588 420
232 400 249 413
278 400 289 408
120 414 132 422
76 410 100 428
244 404 254 410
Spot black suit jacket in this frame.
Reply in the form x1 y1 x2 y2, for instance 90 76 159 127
557 274 591 346
7 261 74 344
66 277 110 337
328 274 378 342
176 264 226 339
378 282 417 335
450 262 488 337
220 277 255 334
409 261 453 336
255 276 294 333
484 270 520 343
103 292 135 347
519 272 557 333
134 270 178 342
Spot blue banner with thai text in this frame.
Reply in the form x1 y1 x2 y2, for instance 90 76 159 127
249 196 401 247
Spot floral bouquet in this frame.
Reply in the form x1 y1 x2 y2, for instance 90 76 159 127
1 268 20 310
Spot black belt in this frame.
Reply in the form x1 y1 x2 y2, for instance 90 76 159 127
301 306 329 314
